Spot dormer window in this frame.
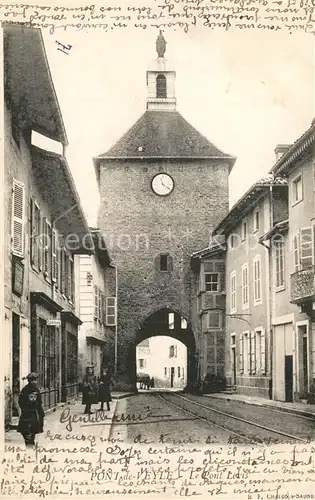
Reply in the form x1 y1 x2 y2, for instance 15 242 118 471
156 74 167 98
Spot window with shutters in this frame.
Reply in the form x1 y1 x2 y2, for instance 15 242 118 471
230 271 236 313
178 366 181 378
98 289 102 321
292 174 303 204
11 179 25 257
69 257 74 303
106 297 116 326
207 310 222 330
253 208 260 232
62 249 68 297
300 227 313 269
169 345 177 358
255 328 265 374
241 263 249 309
293 229 313 271
30 198 41 269
253 255 262 305
181 317 187 329
52 230 57 283
156 74 167 98
274 239 285 289
293 234 300 272
239 333 243 373
241 220 247 241
94 286 99 319
43 218 52 281
205 272 220 292
250 331 255 375
242 331 250 374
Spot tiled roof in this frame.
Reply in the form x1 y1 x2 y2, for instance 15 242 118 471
96 110 236 167
270 119 315 176
213 175 288 235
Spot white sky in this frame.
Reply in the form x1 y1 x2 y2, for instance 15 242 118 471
40 27 314 226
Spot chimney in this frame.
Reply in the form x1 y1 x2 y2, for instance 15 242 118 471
274 144 291 161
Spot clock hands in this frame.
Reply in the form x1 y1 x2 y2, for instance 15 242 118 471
160 178 172 190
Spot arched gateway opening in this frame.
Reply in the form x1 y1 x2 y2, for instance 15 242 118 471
135 308 197 392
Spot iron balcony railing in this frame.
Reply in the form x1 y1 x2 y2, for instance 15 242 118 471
291 265 315 304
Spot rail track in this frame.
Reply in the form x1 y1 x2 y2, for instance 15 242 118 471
158 392 310 444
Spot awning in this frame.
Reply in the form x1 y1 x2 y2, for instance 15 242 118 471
30 292 63 313
61 311 82 326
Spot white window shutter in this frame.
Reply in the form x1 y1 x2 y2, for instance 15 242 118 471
300 227 313 269
106 297 117 326
261 329 266 374
52 230 57 282
239 333 243 374
250 331 256 374
293 234 300 272
11 179 25 256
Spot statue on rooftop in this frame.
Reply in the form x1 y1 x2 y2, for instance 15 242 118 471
156 30 166 58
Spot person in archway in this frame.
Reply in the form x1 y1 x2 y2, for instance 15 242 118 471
17 373 44 448
82 366 98 414
98 367 112 411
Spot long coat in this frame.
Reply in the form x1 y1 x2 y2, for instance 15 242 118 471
98 374 112 403
82 376 98 405
17 384 44 435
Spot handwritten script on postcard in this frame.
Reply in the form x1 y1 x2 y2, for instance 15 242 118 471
0 0 315 35
2 431 315 498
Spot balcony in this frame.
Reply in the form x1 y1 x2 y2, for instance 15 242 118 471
291 266 315 304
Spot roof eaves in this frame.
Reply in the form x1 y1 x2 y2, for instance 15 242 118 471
213 177 287 235
38 30 68 146
270 120 315 176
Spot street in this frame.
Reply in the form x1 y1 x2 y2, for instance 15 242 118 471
111 391 314 445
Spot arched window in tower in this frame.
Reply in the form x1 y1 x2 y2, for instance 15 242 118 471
156 74 167 98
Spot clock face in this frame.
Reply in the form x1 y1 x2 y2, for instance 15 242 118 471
151 173 174 196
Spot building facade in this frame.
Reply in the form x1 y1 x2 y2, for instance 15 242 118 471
94 34 235 391
268 124 315 403
75 229 117 381
3 26 91 426
136 336 187 389
191 244 226 383
212 175 288 398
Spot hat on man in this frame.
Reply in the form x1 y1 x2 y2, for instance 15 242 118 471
26 372 38 381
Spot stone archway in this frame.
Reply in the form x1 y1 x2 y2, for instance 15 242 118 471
135 308 197 392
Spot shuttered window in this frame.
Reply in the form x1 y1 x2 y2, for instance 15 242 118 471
52 230 57 282
43 218 52 280
250 331 256 374
241 263 249 309
300 227 313 269
253 256 262 304
94 286 99 319
230 271 236 313
11 179 25 256
106 297 117 326
293 234 300 272
239 333 243 374
275 239 285 288
255 329 266 374
207 310 222 329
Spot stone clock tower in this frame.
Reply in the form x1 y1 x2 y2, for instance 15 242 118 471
94 33 236 391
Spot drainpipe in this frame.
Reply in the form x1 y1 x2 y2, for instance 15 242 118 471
267 186 273 399
114 264 118 375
